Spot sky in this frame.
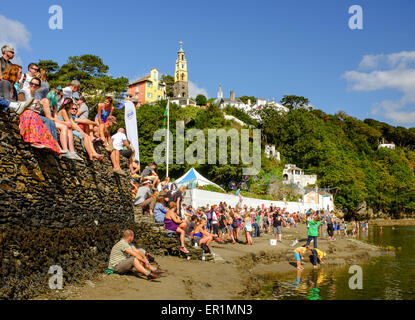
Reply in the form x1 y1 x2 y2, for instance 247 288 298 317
1 0 415 127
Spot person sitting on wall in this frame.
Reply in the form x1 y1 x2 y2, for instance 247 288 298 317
164 202 189 254
141 163 160 189
154 195 168 223
134 180 154 215
108 230 167 280
131 158 141 177
111 128 135 175
101 116 127 175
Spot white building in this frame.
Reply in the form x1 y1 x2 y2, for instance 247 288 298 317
378 138 395 150
283 164 317 189
264 144 281 161
253 98 289 114
214 86 251 111
169 97 196 107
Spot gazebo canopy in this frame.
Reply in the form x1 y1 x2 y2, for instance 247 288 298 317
174 168 224 190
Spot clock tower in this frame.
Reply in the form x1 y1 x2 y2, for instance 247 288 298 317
173 41 189 98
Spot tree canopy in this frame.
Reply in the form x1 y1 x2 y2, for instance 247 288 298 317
38 54 128 120
195 94 207 106
280 95 310 110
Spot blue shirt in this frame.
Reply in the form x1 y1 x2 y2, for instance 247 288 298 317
154 202 167 223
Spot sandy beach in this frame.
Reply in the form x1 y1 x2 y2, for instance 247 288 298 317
35 224 384 300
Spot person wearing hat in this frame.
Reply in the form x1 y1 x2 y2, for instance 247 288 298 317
134 180 154 215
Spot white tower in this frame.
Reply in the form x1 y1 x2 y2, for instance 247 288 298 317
217 85 223 99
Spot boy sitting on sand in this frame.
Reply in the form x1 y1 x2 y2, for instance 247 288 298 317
293 246 311 270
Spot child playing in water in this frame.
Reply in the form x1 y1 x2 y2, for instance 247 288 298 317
311 248 326 269
293 246 310 270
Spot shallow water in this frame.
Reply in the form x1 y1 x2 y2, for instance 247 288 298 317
257 226 415 300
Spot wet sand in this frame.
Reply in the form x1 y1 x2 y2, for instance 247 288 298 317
43 224 382 300
369 219 415 227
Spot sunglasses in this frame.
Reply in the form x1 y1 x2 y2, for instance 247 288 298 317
71 108 78 111
30 83 40 87
31 67 39 71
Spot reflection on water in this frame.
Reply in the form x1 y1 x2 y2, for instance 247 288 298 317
257 226 415 300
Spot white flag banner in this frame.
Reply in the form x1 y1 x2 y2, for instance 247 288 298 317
124 101 140 162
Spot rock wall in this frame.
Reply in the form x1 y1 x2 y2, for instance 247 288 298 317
0 112 134 299
0 112 207 299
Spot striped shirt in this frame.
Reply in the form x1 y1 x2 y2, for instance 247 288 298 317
108 239 136 270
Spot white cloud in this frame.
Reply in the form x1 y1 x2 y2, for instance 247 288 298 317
0 15 30 66
343 51 415 126
189 81 209 99
358 51 415 71
0 15 30 51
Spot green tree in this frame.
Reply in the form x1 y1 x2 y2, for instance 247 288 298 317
37 60 60 83
161 74 175 98
238 96 256 105
195 94 207 106
280 95 310 110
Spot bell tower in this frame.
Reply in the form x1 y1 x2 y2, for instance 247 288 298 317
173 41 189 98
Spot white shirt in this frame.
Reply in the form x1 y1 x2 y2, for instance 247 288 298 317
60 87 80 104
111 132 127 151
19 73 33 90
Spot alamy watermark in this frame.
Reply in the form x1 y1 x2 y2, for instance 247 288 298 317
348 5 363 30
348 265 363 289
48 265 63 290
49 5 63 30
153 121 261 176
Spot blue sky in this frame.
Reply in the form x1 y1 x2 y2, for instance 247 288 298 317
2 0 415 127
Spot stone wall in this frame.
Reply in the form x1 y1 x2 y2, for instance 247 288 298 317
0 112 208 299
0 111 134 299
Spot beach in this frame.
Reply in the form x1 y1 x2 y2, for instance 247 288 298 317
37 224 382 300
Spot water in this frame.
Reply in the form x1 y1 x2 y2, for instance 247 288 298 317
257 226 415 300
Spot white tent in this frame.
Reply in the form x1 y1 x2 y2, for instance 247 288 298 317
174 168 224 190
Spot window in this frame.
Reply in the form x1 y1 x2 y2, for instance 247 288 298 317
153 72 157 81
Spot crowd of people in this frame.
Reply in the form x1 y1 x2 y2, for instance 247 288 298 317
1 44 372 280
131 164 370 263
129 162 373 275
0 44 139 176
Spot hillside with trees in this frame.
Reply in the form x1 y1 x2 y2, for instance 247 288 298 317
36 55 415 218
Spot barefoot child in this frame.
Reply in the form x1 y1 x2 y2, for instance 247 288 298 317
311 248 326 268
293 246 310 270
242 214 253 245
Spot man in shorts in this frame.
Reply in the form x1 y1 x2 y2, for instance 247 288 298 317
108 230 166 279
272 211 283 242
141 163 160 189
111 128 135 175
